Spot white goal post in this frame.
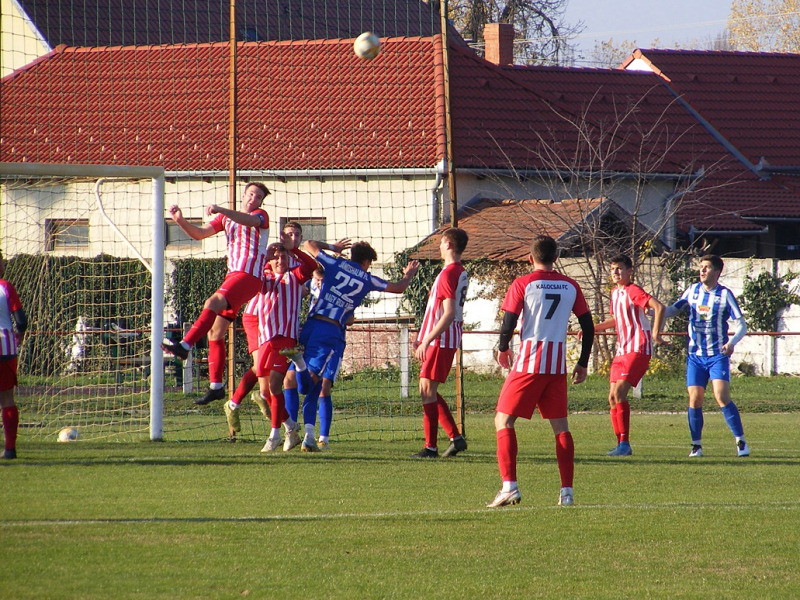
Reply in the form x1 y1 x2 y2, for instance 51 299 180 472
0 162 166 440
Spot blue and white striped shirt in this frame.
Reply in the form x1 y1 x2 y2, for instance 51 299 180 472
672 282 744 356
309 252 389 327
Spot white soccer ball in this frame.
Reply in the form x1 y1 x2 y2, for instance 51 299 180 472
58 427 79 443
353 31 381 60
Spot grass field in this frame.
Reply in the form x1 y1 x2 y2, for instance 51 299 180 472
2 408 799 599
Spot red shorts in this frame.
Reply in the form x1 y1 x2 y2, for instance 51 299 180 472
419 345 457 383
217 272 262 321
610 352 650 387
242 313 259 354
0 357 19 391
256 335 295 377
495 371 567 420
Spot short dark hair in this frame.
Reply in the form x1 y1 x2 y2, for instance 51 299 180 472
609 254 633 270
267 242 288 259
530 235 558 265
351 241 378 264
442 227 469 254
283 220 303 234
245 182 270 198
700 254 724 272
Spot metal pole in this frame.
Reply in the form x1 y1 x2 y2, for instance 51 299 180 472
227 0 238 393
439 0 464 435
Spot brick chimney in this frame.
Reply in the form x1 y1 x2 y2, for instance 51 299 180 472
484 22 515 66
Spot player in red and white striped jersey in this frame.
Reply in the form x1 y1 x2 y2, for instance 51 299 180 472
488 235 594 508
160 182 270 406
593 255 667 456
0 251 28 460
411 227 469 459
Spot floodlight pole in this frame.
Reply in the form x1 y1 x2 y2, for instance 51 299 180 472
227 0 238 394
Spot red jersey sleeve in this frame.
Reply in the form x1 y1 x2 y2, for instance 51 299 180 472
290 248 317 283
210 214 225 233
572 284 590 317
500 277 525 316
251 208 269 229
626 283 653 309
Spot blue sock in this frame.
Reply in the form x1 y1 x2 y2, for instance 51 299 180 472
688 407 704 443
302 380 323 427
284 388 299 423
720 402 744 438
297 369 314 395
319 395 333 437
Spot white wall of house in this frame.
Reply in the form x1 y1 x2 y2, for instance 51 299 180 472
1 0 49 77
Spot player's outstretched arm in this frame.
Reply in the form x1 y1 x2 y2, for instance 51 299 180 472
384 260 420 294
303 239 350 258
206 204 263 228
167 205 216 240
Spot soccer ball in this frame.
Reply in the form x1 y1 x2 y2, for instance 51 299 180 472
58 427 79 443
353 31 381 60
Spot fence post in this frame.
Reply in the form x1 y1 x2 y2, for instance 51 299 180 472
400 326 409 398
182 322 193 394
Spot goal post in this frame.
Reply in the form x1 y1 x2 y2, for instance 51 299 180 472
0 162 166 441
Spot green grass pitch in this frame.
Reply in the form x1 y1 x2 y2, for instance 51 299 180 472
2 408 799 599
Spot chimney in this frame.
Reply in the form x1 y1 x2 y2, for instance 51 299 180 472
484 22 515 66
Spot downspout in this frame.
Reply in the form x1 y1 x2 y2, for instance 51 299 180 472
430 159 446 231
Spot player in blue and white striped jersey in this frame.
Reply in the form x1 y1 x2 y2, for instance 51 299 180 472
666 255 749 458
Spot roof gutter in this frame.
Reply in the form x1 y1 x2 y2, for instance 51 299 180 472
163 167 442 179
688 224 769 240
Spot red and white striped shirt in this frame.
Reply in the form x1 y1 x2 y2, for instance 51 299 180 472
502 270 589 375
210 208 269 278
0 279 23 356
416 262 468 349
610 283 653 356
255 250 316 345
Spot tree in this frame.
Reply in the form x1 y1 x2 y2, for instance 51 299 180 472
728 0 800 52
447 0 583 65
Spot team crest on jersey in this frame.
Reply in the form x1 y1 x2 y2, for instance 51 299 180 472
697 304 711 320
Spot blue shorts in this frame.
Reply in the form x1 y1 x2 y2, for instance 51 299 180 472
686 353 730 388
299 318 346 383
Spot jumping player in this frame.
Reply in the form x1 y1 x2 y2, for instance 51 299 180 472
592 255 667 456
285 240 419 452
0 251 28 460
161 182 270 406
488 235 594 508
666 254 749 458
411 227 469 458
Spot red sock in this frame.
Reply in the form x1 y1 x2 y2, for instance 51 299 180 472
618 401 630 442
610 404 621 442
422 402 438 449
555 431 574 488
2 405 19 450
183 308 218 347
231 369 257 405
207 339 226 384
496 427 517 482
436 394 459 439
269 394 287 429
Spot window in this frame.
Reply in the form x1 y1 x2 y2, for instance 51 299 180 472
280 217 327 243
45 219 89 251
166 219 203 248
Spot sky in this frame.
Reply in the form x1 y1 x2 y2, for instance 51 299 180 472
564 0 733 63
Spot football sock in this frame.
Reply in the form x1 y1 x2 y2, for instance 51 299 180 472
183 308 217 346
231 368 257 405
296 368 314 394
422 401 438 450
318 395 333 437
435 394 459 439
207 339 226 385
618 401 630 442
688 406 704 444
302 380 323 427
555 431 575 488
610 404 621 442
720 402 744 438
269 394 286 429
2 405 19 450
496 427 518 482
269 427 281 440
304 424 315 441
284 387 300 422
502 480 518 493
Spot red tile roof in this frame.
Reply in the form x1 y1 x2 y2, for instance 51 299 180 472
1 38 442 170
17 0 441 47
412 198 606 262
